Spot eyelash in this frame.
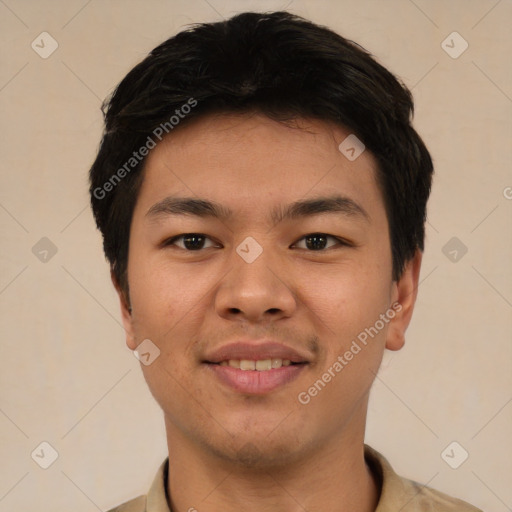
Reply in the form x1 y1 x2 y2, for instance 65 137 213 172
162 233 352 251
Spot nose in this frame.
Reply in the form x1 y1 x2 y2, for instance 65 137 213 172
214 244 297 324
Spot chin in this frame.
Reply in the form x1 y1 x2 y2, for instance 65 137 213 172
205 428 308 471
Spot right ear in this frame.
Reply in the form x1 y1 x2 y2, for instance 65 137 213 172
111 269 137 351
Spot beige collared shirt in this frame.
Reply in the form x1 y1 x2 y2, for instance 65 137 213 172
107 445 482 512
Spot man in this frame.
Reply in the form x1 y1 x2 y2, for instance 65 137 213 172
89 11 481 512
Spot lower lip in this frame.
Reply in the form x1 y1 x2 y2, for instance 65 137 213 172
206 363 307 394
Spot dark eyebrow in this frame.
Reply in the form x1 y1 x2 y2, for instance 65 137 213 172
146 197 233 220
145 195 370 224
271 195 370 224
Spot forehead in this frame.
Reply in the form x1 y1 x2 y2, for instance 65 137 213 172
135 112 385 226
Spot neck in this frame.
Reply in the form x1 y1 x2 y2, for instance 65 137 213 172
164 415 379 512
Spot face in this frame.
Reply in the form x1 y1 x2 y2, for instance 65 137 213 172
117 112 421 468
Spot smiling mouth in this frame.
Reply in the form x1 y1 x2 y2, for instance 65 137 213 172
206 360 308 394
210 358 306 371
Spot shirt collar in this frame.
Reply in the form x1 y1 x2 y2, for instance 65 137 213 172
144 445 439 511
146 457 171 512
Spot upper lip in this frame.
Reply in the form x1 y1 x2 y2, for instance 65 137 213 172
204 340 310 364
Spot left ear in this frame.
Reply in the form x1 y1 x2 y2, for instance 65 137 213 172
385 249 423 351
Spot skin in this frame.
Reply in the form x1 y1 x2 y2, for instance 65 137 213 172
114 112 422 512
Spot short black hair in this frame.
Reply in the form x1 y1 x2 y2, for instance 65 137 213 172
89 10 433 299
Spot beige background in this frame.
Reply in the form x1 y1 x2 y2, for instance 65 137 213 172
1 0 511 510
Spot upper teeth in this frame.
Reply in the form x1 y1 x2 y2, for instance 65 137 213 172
218 359 292 370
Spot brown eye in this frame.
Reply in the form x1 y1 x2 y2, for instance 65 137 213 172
293 233 347 251
165 233 218 250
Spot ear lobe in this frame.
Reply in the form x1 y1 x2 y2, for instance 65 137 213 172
111 269 137 351
385 249 423 351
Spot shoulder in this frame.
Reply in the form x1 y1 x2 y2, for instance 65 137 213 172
399 478 483 512
364 445 482 512
104 457 169 512
105 495 146 512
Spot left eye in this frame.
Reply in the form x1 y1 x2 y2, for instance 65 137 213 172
292 233 345 251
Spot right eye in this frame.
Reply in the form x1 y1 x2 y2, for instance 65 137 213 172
162 233 221 251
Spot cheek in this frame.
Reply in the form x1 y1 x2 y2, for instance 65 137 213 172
127 255 221 369
128 252 199 325
298 268 393 394
300 260 391 330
